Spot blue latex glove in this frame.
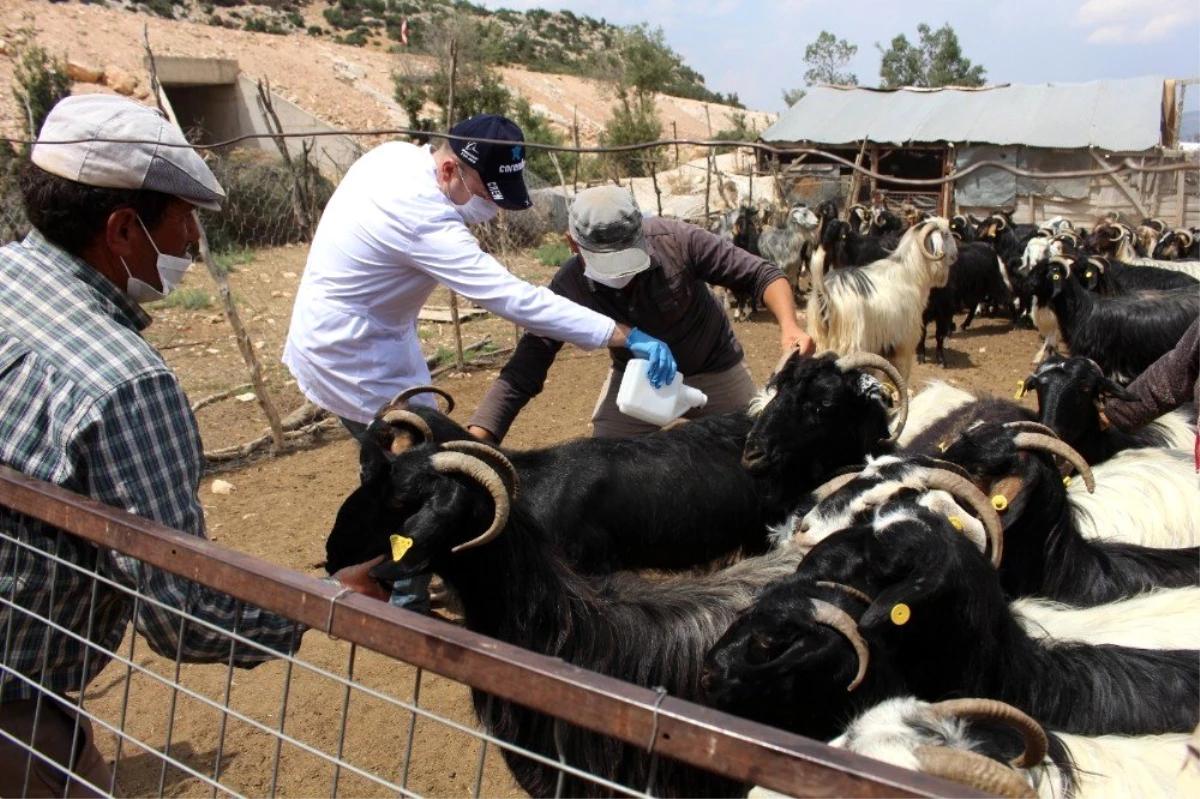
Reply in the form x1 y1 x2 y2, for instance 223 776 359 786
626 328 677 389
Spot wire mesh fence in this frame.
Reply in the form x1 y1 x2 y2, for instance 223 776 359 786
0 465 976 799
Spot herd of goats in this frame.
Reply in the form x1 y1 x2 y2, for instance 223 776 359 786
320 199 1200 798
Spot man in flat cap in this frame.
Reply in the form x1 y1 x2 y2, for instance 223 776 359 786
0 94 384 797
468 185 814 442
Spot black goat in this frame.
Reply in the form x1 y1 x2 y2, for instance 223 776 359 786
705 498 1199 740
1021 353 1196 464
918 242 1013 367
1037 256 1199 384
1153 229 1198 261
1074 255 1198 295
329 355 906 578
819 219 895 269
349 443 803 798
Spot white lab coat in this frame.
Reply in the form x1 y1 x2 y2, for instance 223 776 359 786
283 142 615 424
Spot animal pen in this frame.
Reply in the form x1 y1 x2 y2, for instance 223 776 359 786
757 76 1200 228
0 466 984 798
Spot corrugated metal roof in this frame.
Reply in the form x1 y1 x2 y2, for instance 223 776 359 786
761 76 1165 152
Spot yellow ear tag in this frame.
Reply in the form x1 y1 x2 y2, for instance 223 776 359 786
991 495 1009 512
938 441 948 453
1062 475 1071 488
1085 271 1093 279
1052 273 1061 281
947 516 964 530
1014 380 1027 400
389 534 413 563
890 603 911 626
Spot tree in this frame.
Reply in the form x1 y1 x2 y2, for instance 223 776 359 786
781 30 858 108
804 31 858 87
877 23 986 89
595 24 669 178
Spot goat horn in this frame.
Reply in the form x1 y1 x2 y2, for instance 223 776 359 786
810 470 862 503
1011 432 1095 493
835 352 909 443
925 458 975 483
917 222 948 262
995 216 1008 231
428 452 512 553
815 581 874 605
927 698 1049 769
1105 226 1124 242
381 410 434 446
919 469 1005 568
1178 229 1193 248
438 441 520 502
913 746 1037 799
387 385 456 414
771 346 801 377
1002 421 1060 439
1086 256 1107 272
811 600 868 691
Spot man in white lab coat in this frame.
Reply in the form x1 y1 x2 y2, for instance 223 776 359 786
284 114 674 611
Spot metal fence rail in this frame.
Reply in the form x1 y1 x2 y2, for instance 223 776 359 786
0 465 983 798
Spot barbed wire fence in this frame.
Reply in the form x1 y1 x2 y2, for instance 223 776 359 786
1 127 1197 467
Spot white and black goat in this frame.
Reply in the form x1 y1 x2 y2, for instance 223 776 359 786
808 218 956 383
703 498 1199 741
340 443 805 798
1021 353 1196 464
833 697 1200 799
1090 222 1200 279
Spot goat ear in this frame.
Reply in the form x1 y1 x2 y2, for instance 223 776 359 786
1098 376 1137 402
859 578 933 634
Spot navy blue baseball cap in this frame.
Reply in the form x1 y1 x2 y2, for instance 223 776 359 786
448 114 532 211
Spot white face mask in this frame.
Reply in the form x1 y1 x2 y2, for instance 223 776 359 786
455 194 500 225
586 270 636 290
121 215 194 304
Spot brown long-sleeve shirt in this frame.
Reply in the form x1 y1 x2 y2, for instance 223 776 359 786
1104 316 1200 433
469 216 784 441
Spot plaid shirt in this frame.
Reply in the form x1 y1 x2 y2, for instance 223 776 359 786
0 230 303 703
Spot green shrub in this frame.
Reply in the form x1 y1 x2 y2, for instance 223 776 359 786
150 287 212 311
210 247 255 274
534 240 570 267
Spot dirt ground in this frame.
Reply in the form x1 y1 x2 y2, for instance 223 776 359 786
77 242 1046 798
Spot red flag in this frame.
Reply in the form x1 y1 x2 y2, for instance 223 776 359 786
400 19 409 46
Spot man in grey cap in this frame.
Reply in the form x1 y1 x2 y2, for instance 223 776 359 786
0 94 385 797
468 185 814 442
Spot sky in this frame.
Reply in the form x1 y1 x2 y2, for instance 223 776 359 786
478 0 1200 115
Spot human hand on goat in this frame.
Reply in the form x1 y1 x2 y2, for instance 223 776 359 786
330 555 392 601
782 327 816 357
626 328 677 388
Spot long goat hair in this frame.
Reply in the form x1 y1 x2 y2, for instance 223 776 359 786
339 443 805 798
807 218 956 383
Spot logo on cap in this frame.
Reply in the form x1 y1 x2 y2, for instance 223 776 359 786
510 145 523 162
460 141 480 164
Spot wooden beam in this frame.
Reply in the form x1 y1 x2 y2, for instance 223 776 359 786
1090 150 1150 220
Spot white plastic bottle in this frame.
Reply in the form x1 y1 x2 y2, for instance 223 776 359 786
615 359 708 426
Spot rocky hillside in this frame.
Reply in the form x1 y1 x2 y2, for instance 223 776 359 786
0 1 772 154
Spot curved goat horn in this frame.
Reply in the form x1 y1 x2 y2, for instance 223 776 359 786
1178 229 1193 249
913 746 1037 799
811 600 869 691
1011 432 1095 493
917 222 948 262
439 441 520 502
919 469 1005 568
1002 421 1060 439
381 410 434 445
771 346 801 377
994 215 1008 231
1086 256 1107 272
428 452 512 553
810 470 862 503
927 698 1049 769
815 581 874 606
388 385 456 414
835 352 909 443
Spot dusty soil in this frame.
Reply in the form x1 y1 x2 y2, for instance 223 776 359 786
70 239 1046 798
